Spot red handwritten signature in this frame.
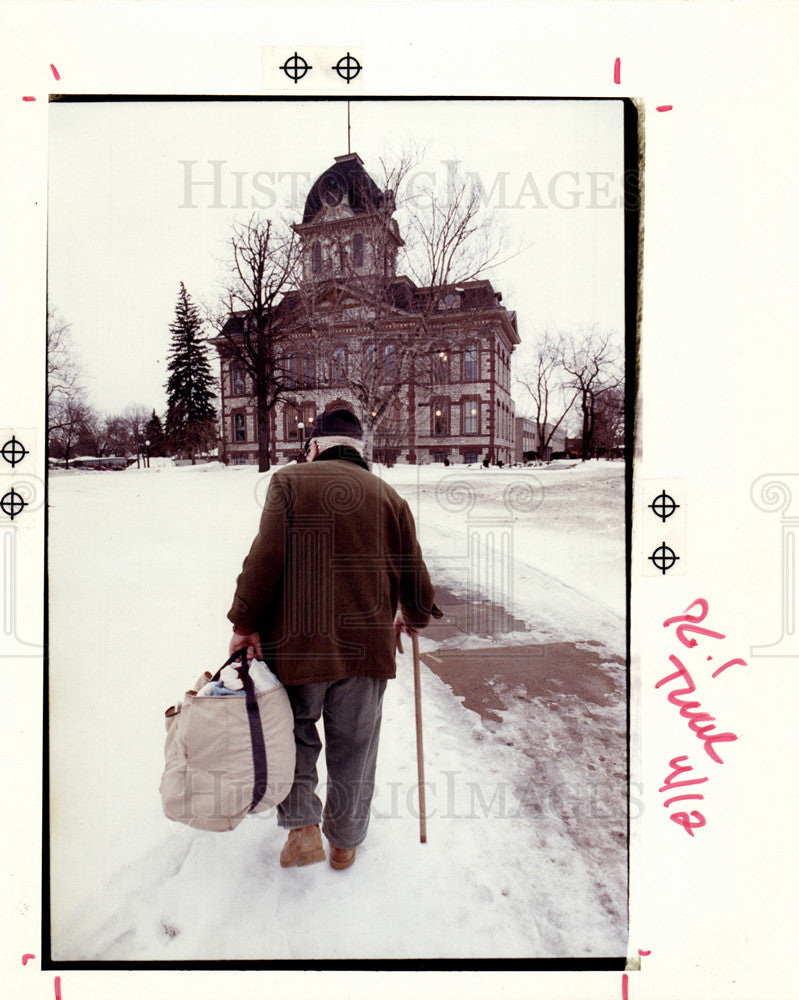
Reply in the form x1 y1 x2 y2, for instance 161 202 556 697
658 599 746 836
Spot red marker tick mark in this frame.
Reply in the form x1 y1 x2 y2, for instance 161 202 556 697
621 972 629 1000
22 96 36 102
712 657 747 679
638 948 651 956
614 58 621 85
50 64 60 81
657 105 674 112
54 975 62 1000
22 953 35 965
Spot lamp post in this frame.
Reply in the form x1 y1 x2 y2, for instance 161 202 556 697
145 439 150 469
297 421 305 457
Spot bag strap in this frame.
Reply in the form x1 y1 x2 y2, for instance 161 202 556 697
211 649 268 812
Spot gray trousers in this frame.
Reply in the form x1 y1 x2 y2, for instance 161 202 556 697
277 676 387 850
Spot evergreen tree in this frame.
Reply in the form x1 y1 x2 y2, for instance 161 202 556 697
164 283 218 463
145 410 167 457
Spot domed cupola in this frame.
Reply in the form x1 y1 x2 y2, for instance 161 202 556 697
294 152 402 283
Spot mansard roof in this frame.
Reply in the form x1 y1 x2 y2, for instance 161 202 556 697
214 275 519 346
302 153 391 224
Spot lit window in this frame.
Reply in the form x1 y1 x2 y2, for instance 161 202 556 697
432 349 449 384
231 366 246 396
462 399 480 435
433 400 449 436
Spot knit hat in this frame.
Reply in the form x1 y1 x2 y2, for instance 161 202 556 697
307 403 363 441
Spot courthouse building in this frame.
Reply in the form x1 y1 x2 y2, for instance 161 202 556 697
215 152 520 465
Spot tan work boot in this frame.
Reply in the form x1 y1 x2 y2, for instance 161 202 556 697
329 846 356 870
279 825 326 868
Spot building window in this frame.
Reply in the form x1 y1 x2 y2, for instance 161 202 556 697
233 412 246 442
432 399 449 436
235 455 248 466
432 349 449 384
463 344 479 381
464 451 479 464
331 346 346 385
462 398 480 435
312 241 322 274
284 354 297 389
301 352 315 386
353 232 364 268
285 403 300 441
285 402 315 445
433 452 449 463
383 343 397 384
231 365 246 396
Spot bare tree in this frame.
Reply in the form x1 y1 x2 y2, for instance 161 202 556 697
47 310 82 407
47 310 93 467
372 399 410 467
516 329 577 462
122 404 152 467
212 215 302 472
48 392 97 467
559 327 623 461
592 384 625 458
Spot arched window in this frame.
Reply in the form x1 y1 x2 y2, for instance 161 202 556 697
353 232 364 268
311 241 322 274
383 343 398 383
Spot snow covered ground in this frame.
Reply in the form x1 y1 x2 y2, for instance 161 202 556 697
47 459 627 961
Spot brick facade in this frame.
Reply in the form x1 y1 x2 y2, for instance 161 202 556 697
216 153 520 466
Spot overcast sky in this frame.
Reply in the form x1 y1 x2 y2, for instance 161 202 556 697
47 98 626 419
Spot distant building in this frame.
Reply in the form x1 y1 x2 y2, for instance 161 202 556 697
215 152 520 465
514 417 567 462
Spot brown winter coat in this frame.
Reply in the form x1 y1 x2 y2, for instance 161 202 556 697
227 448 435 686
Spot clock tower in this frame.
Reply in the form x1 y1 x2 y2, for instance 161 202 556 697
293 152 403 285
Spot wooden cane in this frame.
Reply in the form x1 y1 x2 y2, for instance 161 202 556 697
411 632 427 843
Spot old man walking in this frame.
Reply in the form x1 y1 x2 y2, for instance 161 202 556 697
227 403 434 870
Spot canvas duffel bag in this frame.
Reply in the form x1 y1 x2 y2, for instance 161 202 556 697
160 649 296 832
